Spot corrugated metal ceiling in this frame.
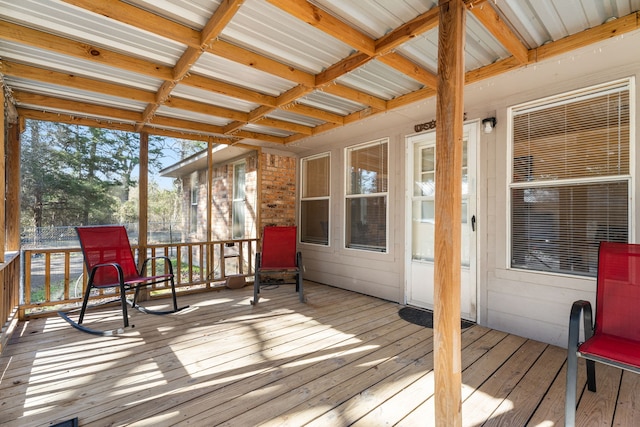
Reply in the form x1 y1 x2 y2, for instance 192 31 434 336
1 0 639 148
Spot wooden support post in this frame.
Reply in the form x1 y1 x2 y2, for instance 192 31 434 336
138 132 149 293
434 1 465 426
6 121 21 252
207 137 214 283
0 91 5 262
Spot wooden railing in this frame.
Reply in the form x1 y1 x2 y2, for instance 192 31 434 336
0 252 20 353
20 239 258 319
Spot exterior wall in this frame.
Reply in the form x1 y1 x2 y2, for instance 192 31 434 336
179 152 258 242
210 154 258 240
295 29 640 347
210 165 230 240
298 131 406 304
476 33 640 347
181 169 208 242
259 151 296 230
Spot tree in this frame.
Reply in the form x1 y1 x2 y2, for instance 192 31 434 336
20 120 198 230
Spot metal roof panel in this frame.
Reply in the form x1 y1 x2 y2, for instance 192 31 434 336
0 0 185 66
221 0 354 74
192 52 297 96
171 84 260 113
337 60 423 100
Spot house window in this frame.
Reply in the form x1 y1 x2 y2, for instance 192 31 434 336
346 138 388 252
509 79 632 276
300 153 330 245
232 162 246 239
190 173 198 234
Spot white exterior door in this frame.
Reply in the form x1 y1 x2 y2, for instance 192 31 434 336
405 122 478 321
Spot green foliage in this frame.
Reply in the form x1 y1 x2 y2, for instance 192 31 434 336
20 120 197 228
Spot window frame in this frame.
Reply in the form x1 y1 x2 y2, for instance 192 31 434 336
507 78 635 277
231 161 246 239
299 152 331 246
189 172 198 234
344 138 389 253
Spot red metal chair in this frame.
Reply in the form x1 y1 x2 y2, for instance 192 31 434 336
251 226 304 305
565 241 640 426
58 225 187 336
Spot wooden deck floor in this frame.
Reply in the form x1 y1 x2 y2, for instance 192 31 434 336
1 282 638 426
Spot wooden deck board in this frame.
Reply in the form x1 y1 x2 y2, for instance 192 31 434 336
0 282 637 427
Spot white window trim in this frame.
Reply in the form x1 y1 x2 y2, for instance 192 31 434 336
506 77 636 276
344 137 390 253
300 152 331 247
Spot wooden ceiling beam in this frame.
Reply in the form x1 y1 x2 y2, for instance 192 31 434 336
137 0 245 131
164 97 248 122
59 0 387 126
265 0 376 56
180 74 278 107
532 12 639 62
0 21 173 80
470 2 529 63
232 130 287 144
321 83 387 111
148 116 225 134
0 61 156 104
1 61 304 135
375 7 440 55
208 40 315 86
315 52 372 87
62 0 201 48
17 108 137 132
13 91 142 122
284 103 344 125
377 52 438 88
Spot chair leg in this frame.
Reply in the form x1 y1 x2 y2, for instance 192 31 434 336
78 283 93 325
565 342 578 427
251 254 261 305
565 300 591 427
120 284 130 328
252 272 260 305
170 276 179 311
586 360 596 392
296 252 304 303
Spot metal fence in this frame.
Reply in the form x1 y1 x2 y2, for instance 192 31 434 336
21 222 186 249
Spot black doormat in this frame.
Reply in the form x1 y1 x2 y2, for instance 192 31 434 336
50 417 78 427
398 307 474 329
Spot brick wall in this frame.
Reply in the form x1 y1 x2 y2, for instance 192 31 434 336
259 152 296 231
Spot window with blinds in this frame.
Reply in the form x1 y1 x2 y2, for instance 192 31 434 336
300 153 330 245
345 138 388 252
509 79 632 276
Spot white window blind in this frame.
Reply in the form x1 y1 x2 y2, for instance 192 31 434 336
300 153 330 245
510 79 631 276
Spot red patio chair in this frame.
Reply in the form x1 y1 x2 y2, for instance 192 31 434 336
58 225 187 336
251 226 304 305
565 241 640 426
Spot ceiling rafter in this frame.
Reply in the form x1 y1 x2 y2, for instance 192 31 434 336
56 0 352 142
0 21 173 80
470 2 529 63
0 9 323 143
2 1 638 149
135 0 246 131
12 91 142 122
0 61 308 134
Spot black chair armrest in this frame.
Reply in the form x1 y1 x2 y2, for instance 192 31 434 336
89 262 125 285
569 300 594 349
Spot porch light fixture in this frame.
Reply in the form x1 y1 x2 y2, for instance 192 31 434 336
482 117 497 134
